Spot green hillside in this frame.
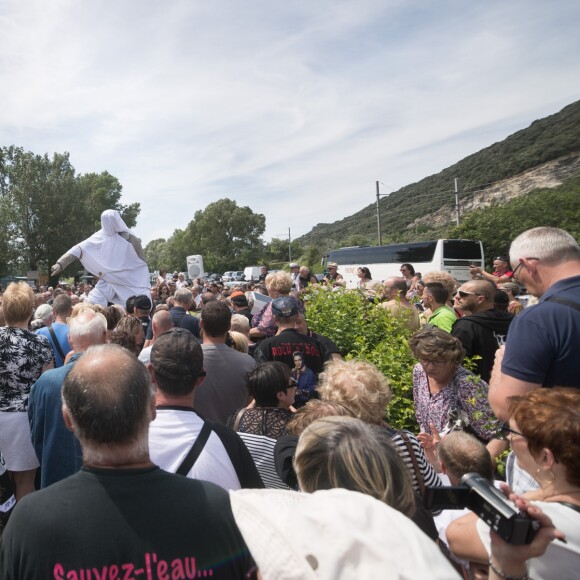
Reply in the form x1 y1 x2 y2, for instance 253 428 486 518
296 100 580 251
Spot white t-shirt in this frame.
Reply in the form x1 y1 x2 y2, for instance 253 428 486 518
149 407 241 491
476 501 580 580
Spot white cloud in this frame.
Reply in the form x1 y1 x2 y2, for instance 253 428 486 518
1 0 579 253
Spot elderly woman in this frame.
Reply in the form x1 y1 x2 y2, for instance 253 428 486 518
317 359 440 494
408 328 502 452
0 282 54 499
30 304 54 330
250 271 302 340
295 415 437 539
447 388 580 579
229 362 296 488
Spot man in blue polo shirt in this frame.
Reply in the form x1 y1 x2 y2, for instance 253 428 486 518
489 227 580 420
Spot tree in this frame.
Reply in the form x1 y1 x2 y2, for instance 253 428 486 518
0 146 139 281
448 177 580 266
76 171 140 231
266 238 304 263
181 199 266 272
144 238 169 272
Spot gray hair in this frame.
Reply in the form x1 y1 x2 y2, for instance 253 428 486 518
510 227 580 267
174 287 193 307
230 313 250 334
68 311 108 350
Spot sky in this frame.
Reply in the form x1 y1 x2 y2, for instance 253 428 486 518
1 0 580 249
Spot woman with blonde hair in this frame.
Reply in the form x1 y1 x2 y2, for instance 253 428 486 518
295 415 438 539
317 359 440 494
0 282 54 499
295 416 416 516
228 331 249 354
249 271 302 340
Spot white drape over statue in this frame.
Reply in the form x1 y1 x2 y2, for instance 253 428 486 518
51 210 151 307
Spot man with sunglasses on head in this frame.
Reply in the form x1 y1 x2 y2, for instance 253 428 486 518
451 280 513 382
489 227 580 421
469 256 513 285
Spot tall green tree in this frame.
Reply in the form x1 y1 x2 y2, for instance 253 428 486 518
448 177 580 265
0 146 139 280
181 199 266 272
266 238 304 263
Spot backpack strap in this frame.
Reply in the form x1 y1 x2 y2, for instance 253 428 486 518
544 296 580 311
47 325 66 363
176 421 213 476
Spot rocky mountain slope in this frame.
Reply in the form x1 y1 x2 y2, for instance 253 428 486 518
297 100 580 249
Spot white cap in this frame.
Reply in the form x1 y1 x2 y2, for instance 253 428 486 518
230 488 458 579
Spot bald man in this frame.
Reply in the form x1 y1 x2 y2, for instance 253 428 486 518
2 345 254 579
451 280 513 382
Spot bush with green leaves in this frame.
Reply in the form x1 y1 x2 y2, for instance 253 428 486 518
305 287 419 431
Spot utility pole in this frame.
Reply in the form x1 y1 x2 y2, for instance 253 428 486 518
376 181 382 246
454 178 460 226
288 228 292 262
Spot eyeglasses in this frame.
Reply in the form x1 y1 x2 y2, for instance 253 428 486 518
500 424 525 438
419 359 448 367
512 258 539 282
456 290 480 298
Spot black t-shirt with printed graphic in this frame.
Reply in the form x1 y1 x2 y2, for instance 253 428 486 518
0 466 254 580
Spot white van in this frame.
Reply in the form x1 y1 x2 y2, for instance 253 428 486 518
243 266 262 282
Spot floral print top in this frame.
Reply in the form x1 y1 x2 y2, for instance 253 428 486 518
412 363 500 442
0 328 53 412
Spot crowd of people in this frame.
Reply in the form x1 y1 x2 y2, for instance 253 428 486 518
0 223 578 579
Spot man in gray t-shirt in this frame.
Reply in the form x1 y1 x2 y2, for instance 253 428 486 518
194 301 255 424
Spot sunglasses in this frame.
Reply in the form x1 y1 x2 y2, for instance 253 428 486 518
456 290 480 298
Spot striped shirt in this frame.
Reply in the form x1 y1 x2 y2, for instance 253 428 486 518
238 432 289 489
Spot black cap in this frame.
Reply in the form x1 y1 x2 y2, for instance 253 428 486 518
133 294 152 310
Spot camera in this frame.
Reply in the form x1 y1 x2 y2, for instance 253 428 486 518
424 473 540 545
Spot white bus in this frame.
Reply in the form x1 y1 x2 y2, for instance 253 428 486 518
322 239 484 288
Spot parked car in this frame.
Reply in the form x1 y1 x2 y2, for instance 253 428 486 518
204 273 222 283
232 271 245 281
222 271 234 283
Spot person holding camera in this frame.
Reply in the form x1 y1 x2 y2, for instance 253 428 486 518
446 388 580 579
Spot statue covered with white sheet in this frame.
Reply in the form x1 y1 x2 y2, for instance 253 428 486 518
51 210 151 307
